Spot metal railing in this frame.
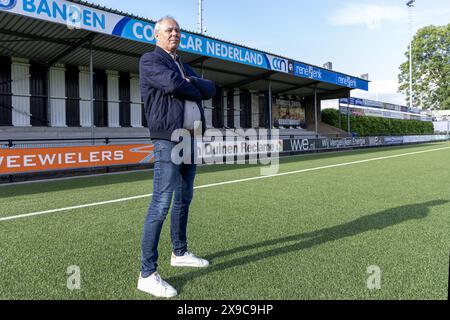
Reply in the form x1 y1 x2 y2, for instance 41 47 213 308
0 137 152 149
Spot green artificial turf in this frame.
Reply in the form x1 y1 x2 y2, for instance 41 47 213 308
0 142 449 299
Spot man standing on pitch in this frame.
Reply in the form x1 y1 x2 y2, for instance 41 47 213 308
137 16 216 298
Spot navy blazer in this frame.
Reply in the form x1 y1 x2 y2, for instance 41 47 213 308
140 46 216 141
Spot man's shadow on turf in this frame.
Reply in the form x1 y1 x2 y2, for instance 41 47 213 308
166 199 448 293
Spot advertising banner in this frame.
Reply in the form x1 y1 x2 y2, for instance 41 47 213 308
283 135 446 153
363 99 383 108
364 108 383 117
272 98 305 128
340 98 410 112
338 100 431 122
283 136 385 152
1 135 447 175
384 137 404 145
0 144 154 174
283 138 317 152
292 62 368 90
402 135 449 143
199 139 283 158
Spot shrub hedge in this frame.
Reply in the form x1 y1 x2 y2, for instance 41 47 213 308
321 108 434 136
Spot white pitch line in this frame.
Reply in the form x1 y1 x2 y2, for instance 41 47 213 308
0 194 151 222
1 145 449 223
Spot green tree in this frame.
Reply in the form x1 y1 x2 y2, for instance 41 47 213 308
398 24 450 110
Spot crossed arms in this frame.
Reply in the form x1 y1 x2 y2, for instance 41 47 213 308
140 53 216 101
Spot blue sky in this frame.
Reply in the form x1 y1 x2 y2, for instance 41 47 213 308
89 0 450 106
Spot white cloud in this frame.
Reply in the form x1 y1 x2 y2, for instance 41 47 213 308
352 79 406 105
322 79 406 108
329 4 408 30
415 7 450 26
368 79 400 95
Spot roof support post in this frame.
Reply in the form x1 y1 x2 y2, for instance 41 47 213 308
314 86 318 138
47 66 51 128
268 80 273 131
347 91 351 137
201 60 204 117
89 40 95 145
338 100 342 130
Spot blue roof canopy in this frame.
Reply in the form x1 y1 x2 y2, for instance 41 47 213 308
0 0 369 91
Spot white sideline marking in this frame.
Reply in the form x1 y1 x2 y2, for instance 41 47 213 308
1 146 449 223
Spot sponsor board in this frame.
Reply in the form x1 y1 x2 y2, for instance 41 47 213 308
1 135 446 175
384 137 404 145
266 55 289 73
272 98 305 128
340 98 410 113
199 139 283 158
293 64 368 90
0 144 154 175
284 137 385 152
283 138 315 152
385 135 448 145
403 135 449 143
338 102 431 122
328 137 372 148
0 140 283 175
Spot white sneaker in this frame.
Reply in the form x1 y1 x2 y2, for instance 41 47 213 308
137 272 177 298
171 251 210 268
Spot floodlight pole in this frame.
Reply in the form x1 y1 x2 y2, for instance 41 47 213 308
198 0 203 34
407 1 415 109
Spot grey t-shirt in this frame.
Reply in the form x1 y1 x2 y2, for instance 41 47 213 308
171 54 201 130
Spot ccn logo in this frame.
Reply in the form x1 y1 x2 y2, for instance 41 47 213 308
272 58 287 72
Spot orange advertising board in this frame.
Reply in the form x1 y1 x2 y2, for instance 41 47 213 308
0 144 154 175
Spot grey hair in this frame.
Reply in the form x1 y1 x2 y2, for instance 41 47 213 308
154 15 179 34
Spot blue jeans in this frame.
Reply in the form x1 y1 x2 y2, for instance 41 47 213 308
141 139 197 277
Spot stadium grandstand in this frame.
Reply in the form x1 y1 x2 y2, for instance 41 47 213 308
0 0 448 182
0 0 369 142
